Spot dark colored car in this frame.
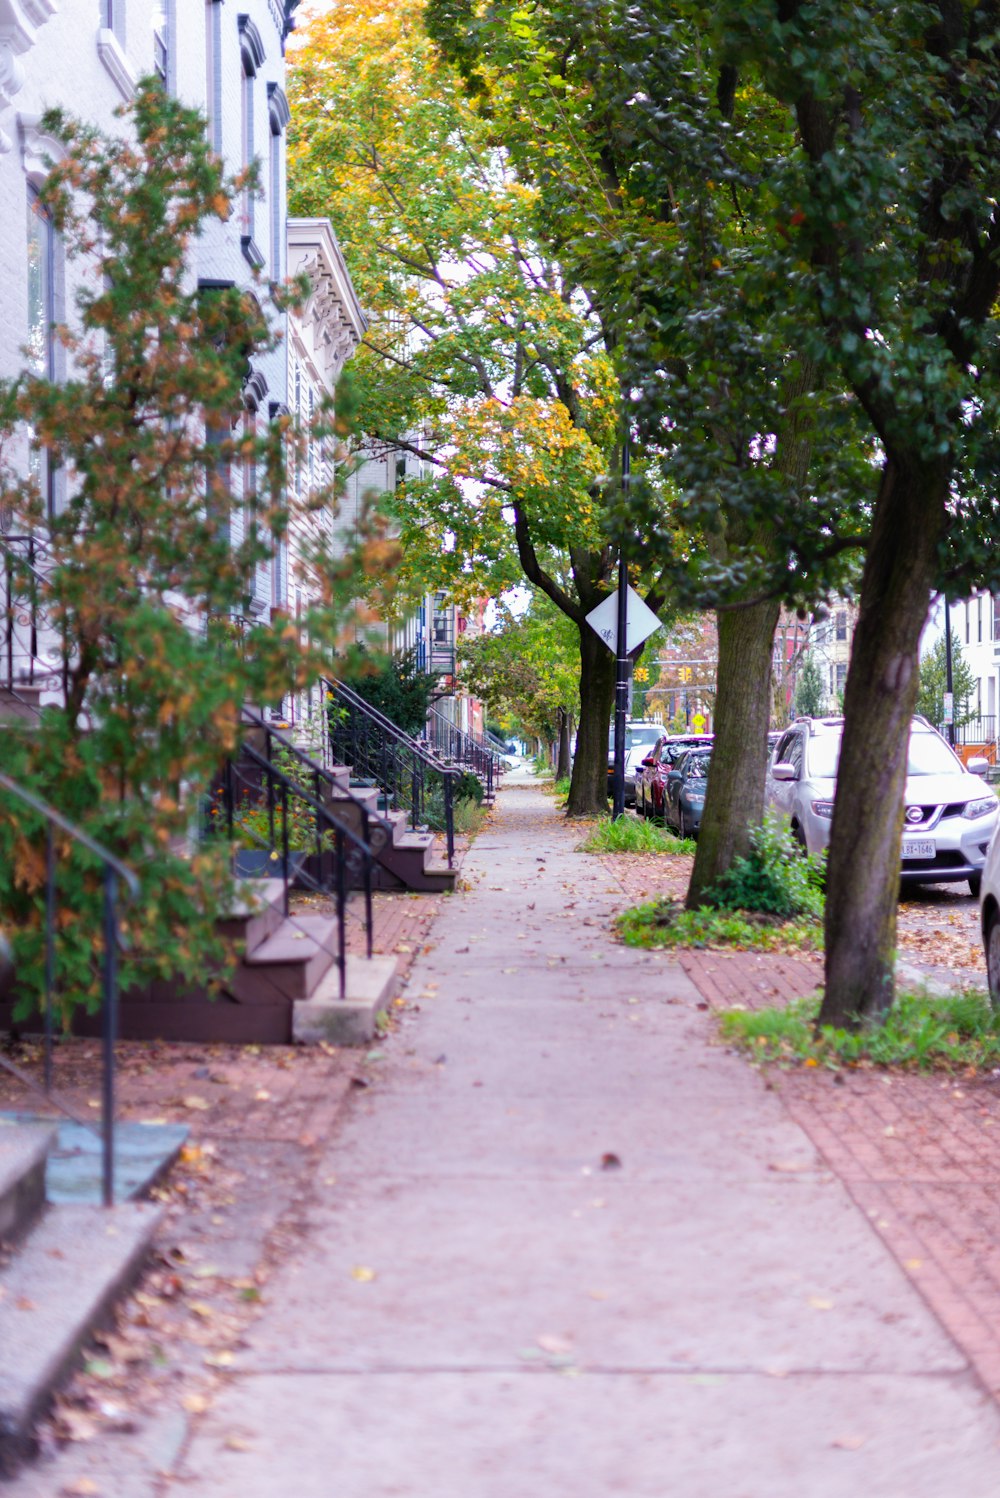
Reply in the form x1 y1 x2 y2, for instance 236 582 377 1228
664 747 713 837
636 735 713 819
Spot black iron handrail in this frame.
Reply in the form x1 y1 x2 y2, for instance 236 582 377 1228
425 703 503 801
215 738 382 998
324 677 459 867
0 770 138 1208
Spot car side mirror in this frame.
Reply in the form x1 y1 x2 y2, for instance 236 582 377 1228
771 762 798 782
641 756 656 767
968 757 990 778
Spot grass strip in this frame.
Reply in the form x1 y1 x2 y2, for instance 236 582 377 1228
579 819 696 856
721 986 1000 1071
617 896 821 952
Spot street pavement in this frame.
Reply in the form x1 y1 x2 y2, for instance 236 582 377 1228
168 781 1000 1495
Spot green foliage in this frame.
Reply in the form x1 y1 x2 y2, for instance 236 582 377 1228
340 646 438 738
794 656 825 719
721 989 1000 1073
0 84 362 1021
701 815 826 920
453 796 489 837
458 591 578 745
917 631 977 732
578 817 695 856
422 769 484 832
553 777 572 799
617 898 821 954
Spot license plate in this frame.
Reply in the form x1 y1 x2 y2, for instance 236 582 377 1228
901 839 935 860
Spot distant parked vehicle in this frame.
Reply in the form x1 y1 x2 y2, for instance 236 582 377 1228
636 734 714 819
663 746 713 837
607 721 662 806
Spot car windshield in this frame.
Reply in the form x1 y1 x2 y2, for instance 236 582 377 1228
609 726 661 753
806 727 962 780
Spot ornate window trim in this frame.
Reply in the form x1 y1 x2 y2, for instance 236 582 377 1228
96 25 137 100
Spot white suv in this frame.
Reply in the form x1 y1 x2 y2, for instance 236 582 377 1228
766 715 996 895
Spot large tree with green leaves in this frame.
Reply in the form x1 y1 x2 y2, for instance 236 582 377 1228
710 1 1000 1024
426 0 871 899
287 0 677 815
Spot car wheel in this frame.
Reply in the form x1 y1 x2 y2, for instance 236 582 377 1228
970 872 982 898
986 907 1000 1008
791 821 807 854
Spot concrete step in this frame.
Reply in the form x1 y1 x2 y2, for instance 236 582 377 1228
376 833 459 893
216 878 286 957
0 1200 162 1474
236 913 340 1001
0 1122 56 1246
293 954 398 1046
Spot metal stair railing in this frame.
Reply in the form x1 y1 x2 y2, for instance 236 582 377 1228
324 678 459 868
213 723 387 998
425 704 503 801
0 771 139 1207
0 533 70 714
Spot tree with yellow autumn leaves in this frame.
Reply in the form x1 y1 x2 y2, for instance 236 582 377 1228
287 0 674 815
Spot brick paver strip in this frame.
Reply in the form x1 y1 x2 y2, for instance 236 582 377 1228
680 945 1000 1406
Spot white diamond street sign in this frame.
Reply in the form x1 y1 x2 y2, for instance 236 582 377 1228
585 586 663 655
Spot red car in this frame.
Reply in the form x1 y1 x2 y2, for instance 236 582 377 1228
636 734 713 820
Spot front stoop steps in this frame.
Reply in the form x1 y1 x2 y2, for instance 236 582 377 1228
0 1121 163 1474
318 768 458 894
123 879 397 1045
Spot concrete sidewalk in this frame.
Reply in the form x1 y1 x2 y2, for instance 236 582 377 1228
172 784 1000 1495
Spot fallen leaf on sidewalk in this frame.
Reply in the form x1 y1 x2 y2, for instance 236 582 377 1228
224 1434 254 1452
808 1297 834 1311
832 1435 866 1451
350 1265 376 1282
537 1333 572 1354
61 1481 100 1497
182 1096 210 1111
600 1152 622 1171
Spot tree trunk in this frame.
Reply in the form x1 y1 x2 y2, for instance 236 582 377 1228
566 623 615 816
819 457 947 1027
555 707 572 781
687 598 781 907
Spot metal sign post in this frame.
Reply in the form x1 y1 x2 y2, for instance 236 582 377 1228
612 436 631 819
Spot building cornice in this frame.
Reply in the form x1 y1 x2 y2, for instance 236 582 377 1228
287 217 367 386
0 0 56 153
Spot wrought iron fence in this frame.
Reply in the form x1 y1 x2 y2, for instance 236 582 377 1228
211 711 385 996
324 678 459 867
425 703 503 802
0 533 68 709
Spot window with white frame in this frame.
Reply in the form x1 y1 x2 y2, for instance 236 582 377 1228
267 85 290 281
27 187 58 516
238 14 266 269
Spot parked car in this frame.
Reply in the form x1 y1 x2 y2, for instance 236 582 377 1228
636 734 714 819
663 747 713 837
766 715 996 893
607 721 662 806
